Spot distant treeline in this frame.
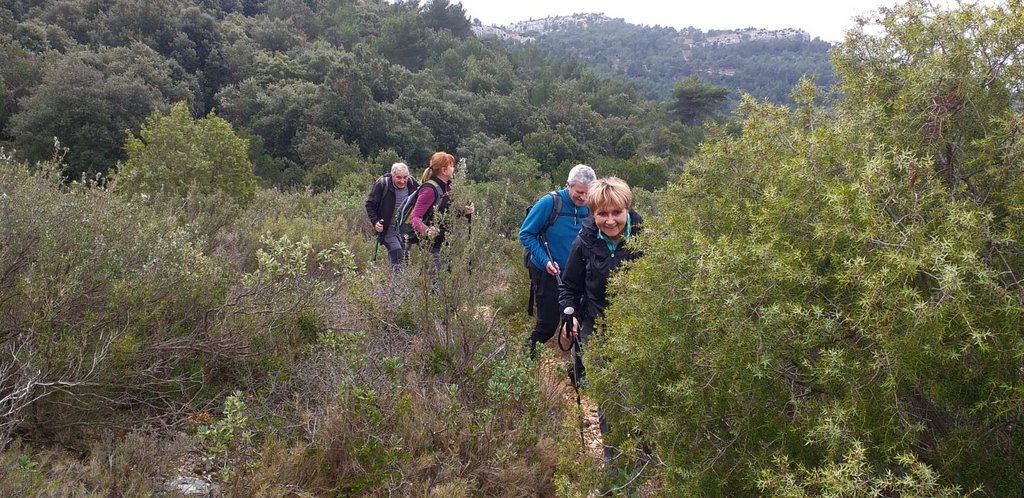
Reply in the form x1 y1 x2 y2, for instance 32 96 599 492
0 0 713 192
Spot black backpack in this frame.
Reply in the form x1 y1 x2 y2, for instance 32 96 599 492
523 191 562 316
397 179 443 246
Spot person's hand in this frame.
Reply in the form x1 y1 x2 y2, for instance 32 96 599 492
374 219 384 233
426 226 440 238
561 316 579 341
465 202 475 215
545 260 560 276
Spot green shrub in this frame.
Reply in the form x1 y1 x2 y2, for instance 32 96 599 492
195 391 258 480
0 154 350 447
591 2 1024 494
115 102 257 207
758 441 966 497
0 157 230 441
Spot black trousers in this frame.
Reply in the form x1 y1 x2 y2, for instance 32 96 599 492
529 264 562 344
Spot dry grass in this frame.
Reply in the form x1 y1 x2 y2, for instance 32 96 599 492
1 164 579 496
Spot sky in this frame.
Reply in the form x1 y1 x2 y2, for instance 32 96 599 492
453 0 899 43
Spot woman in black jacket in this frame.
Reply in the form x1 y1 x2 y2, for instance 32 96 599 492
558 176 642 461
364 162 418 266
559 177 643 344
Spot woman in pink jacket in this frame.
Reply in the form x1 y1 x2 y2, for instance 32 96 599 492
410 152 474 268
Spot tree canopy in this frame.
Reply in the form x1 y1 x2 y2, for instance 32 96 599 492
115 102 257 206
670 75 729 126
0 0 825 188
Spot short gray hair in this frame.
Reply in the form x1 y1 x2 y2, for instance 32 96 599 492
566 164 596 187
391 162 409 175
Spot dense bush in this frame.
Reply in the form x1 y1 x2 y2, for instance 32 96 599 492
587 1 1024 495
0 152 354 441
1 157 225 443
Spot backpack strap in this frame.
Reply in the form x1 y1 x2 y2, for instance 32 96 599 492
423 179 443 216
538 191 562 245
527 191 562 316
545 191 561 231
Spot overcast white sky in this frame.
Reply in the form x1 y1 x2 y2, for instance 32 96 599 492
454 0 900 43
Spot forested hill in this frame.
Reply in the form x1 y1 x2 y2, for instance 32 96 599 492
475 13 836 103
0 0 702 191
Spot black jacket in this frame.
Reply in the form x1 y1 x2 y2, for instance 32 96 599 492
364 173 418 240
558 210 643 320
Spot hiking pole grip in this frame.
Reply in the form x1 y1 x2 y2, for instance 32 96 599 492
541 239 562 286
556 307 575 352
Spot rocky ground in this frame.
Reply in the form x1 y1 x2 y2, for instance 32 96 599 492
538 341 605 461
539 340 664 497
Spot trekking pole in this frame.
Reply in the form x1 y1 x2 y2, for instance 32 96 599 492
541 238 562 286
372 219 383 262
542 238 583 447
557 306 585 450
466 209 473 276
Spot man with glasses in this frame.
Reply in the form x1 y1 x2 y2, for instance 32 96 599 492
520 164 596 357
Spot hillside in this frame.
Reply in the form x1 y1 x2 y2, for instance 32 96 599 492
0 0 692 191
475 13 836 103
4 0 1024 496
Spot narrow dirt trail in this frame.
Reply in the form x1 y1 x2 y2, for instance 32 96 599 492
537 341 664 497
537 342 604 461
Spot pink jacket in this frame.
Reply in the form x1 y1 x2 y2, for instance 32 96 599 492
410 178 449 234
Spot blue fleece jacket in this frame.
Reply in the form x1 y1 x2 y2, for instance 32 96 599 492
519 188 589 272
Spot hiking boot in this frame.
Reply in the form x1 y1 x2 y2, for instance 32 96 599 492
603 444 617 463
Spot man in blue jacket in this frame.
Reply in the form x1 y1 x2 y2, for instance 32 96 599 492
519 164 596 357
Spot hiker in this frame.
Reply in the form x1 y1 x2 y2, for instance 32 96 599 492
409 151 474 268
558 176 643 461
519 164 596 357
365 162 418 266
